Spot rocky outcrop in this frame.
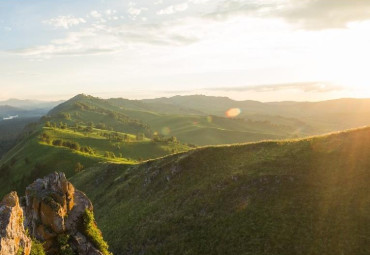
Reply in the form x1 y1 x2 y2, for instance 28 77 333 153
0 192 31 255
0 172 110 255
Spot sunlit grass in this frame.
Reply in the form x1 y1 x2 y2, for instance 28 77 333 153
72 126 370 255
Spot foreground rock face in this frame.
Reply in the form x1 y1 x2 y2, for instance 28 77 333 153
0 172 108 255
0 192 31 255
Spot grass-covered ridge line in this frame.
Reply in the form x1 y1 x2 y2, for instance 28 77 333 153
1 93 302 197
71 126 370 255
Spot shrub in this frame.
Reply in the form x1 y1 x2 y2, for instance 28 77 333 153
52 139 81 151
104 151 115 159
59 122 67 129
30 239 46 255
40 133 51 144
80 146 94 155
82 209 111 255
57 234 75 255
136 132 144 141
75 162 84 173
16 247 24 255
62 141 80 151
96 123 106 130
53 139 63 146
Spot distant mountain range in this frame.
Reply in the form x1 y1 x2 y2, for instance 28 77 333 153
1 93 370 194
0 98 64 110
0 94 370 254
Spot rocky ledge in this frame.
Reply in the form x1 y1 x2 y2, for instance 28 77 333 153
0 172 111 255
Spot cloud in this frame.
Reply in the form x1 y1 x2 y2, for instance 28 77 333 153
90 10 102 18
188 0 210 4
105 9 117 16
10 30 118 57
10 20 200 57
209 82 344 93
157 3 189 15
208 0 370 30
279 0 370 30
43 15 86 29
127 2 147 19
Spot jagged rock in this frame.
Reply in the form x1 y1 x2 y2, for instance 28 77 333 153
73 232 104 255
0 172 108 255
0 192 31 255
23 172 105 255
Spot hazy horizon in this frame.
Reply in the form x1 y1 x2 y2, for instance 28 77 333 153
1 88 370 104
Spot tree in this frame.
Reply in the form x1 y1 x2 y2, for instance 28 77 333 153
169 136 177 143
59 122 67 129
96 123 106 130
104 151 115 158
75 162 84 173
136 132 144 141
40 133 51 144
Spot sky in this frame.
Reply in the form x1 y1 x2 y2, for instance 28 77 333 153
1 0 370 101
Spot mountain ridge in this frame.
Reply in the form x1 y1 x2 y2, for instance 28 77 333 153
71 126 370 254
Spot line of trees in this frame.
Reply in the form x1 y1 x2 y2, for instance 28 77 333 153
40 133 94 155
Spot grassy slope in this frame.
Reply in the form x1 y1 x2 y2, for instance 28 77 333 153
0 117 40 158
0 124 191 197
119 111 297 145
43 127 190 161
51 94 302 145
0 126 102 196
48 94 152 136
72 127 370 255
142 96 370 134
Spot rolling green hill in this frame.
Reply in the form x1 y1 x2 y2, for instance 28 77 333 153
2 94 369 198
142 95 370 133
46 94 303 145
1 94 370 254
0 94 195 197
0 121 191 197
71 127 370 255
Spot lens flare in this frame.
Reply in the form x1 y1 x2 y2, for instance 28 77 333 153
226 108 241 118
161 127 171 135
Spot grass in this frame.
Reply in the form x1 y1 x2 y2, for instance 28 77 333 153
127 113 293 146
0 127 103 197
82 209 112 255
42 127 190 161
0 120 191 197
71 127 370 255
30 239 46 255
